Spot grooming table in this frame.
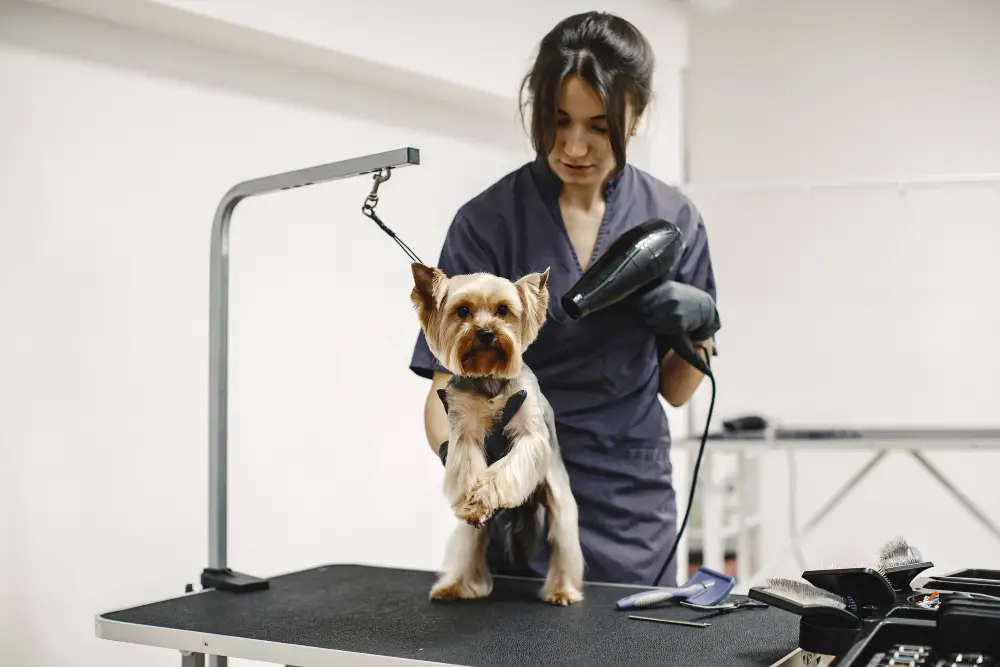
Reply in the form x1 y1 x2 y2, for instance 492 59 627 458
97 563 812 667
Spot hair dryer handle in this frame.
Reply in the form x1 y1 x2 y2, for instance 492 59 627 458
662 333 713 377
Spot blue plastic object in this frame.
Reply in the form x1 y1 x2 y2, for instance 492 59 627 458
615 566 736 610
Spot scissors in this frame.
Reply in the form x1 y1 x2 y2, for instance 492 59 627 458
679 599 770 615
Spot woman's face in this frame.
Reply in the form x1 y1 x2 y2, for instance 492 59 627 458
547 74 632 190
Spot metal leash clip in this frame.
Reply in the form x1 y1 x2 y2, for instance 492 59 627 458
362 168 392 216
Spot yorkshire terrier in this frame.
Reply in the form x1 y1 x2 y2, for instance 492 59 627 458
409 262 585 606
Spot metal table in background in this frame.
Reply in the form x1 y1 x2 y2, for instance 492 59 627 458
673 427 1000 588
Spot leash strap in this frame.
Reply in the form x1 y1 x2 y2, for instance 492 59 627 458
361 168 423 264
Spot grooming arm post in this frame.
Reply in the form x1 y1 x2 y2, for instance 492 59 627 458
205 148 420 591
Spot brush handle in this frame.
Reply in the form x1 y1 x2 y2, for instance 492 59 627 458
615 583 705 610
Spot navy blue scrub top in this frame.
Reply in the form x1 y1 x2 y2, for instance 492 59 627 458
409 155 718 587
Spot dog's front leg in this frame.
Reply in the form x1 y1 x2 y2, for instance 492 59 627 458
539 464 585 606
429 520 493 601
443 428 491 527
468 417 548 513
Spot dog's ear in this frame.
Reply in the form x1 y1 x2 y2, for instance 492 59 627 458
410 262 447 328
538 266 549 292
515 267 550 345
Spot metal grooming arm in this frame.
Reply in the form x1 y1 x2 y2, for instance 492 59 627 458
203 147 420 594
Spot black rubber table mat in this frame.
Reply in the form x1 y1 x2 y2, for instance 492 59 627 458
102 564 801 666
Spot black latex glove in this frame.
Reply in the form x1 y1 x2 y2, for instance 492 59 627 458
634 279 721 343
436 389 527 467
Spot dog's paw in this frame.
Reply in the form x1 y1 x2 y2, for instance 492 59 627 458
466 476 504 515
455 488 494 528
429 576 492 601
540 584 584 606
477 467 536 511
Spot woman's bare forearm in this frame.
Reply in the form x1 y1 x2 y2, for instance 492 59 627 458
424 371 452 453
658 339 713 407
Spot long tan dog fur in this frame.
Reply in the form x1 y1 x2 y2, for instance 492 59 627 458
410 262 585 606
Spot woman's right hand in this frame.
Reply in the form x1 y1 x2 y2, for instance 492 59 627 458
436 389 527 466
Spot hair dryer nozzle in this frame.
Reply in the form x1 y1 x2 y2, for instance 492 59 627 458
561 218 685 320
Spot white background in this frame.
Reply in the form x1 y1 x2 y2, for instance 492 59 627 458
3 0 999 665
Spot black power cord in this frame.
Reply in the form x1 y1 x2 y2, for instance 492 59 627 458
653 343 716 587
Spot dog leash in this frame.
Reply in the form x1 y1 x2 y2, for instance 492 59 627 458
361 168 424 264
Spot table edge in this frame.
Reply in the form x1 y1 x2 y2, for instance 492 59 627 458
95 615 464 667
96 562 664 618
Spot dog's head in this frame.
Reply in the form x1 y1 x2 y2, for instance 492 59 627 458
409 263 550 378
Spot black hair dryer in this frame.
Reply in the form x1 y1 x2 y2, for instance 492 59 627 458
561 218 712 376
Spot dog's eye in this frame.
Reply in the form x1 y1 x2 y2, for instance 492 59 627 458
456 305 470 318
496 304 508 317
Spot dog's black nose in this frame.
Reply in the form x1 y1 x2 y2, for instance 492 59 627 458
475 329 496 343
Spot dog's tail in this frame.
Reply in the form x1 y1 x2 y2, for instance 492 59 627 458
500 487 547 573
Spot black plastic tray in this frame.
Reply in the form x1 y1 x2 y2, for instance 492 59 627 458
833 618 937 667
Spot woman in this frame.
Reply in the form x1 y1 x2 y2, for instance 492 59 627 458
409 11 720 588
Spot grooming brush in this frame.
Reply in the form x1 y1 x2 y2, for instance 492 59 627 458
799 566 897 617
750 577 860 623
876 536 925 568
872 536 934 592
794 537 933 616
749 577 863 657
615 566 735 610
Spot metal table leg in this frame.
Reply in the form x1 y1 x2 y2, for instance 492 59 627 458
736 451 756 584
909 451 1000 543
181 651 205 667
797 449 889 536
701 454 725 572
742 449 890 588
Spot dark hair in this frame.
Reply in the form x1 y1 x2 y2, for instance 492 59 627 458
519 12 655 171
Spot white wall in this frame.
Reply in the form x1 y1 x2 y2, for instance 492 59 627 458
27 0 690 126
131 0 689 103
0 1 688 665
683 0 1000 576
